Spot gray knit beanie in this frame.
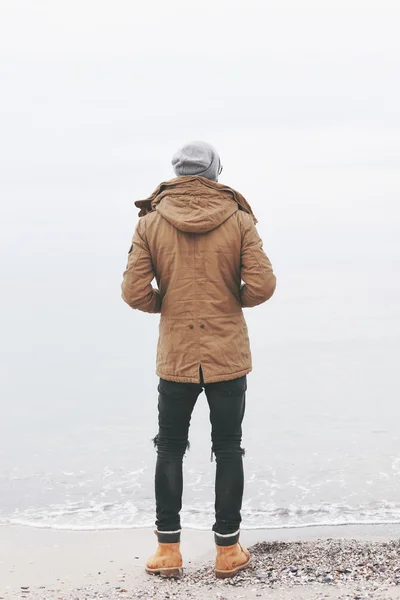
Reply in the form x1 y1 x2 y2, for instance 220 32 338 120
171 141 222 182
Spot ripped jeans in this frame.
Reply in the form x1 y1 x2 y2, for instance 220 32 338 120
153 371 246 544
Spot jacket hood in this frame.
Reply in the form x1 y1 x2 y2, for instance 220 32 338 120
134 176 257 233
155 180 238 233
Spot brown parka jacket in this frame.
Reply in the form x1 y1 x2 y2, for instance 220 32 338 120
121 176 276 383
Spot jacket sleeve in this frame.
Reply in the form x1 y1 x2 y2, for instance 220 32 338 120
121 218 161 314
239 213 276 308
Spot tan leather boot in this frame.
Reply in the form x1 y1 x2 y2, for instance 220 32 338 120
145 541 183 578
215 542 251 579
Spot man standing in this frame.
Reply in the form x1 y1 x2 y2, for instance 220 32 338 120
121 141 276 578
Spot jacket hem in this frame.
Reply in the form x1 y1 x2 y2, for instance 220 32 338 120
156 367 252 384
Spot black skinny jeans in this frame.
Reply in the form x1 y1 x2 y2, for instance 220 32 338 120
153 370 246 541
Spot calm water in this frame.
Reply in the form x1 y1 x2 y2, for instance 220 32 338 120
1 339 400 531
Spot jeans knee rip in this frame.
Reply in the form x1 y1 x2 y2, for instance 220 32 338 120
210 446 245 462
152 435 190 454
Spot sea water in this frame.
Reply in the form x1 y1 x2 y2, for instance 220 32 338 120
1 339 399 532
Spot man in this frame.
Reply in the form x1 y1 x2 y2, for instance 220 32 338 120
121 141 276 579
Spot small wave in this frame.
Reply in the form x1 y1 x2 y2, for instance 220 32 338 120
0 519 154 531
2 499 400 533
2 517 400 532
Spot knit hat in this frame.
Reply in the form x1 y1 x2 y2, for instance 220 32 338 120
171 141 222 182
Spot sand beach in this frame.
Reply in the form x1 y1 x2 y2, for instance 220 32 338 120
1 523 400 599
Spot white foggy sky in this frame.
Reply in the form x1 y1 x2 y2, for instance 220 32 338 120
0 1 399 421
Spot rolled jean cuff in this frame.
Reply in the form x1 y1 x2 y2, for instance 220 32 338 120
157 529 181 543
214 529 240 547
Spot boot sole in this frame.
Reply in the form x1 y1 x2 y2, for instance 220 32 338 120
145 566 183 578
215 556 251 579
